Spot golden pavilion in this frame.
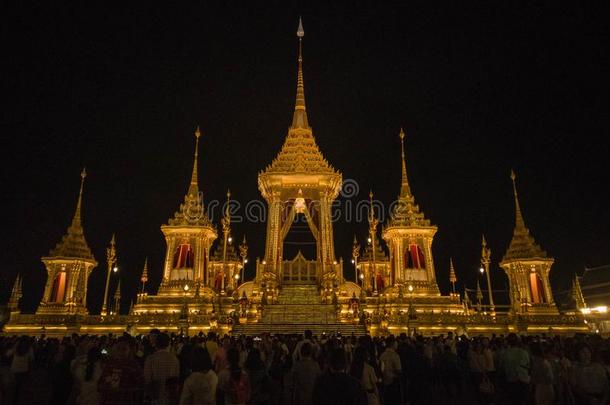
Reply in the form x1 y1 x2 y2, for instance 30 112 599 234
2 20 589 337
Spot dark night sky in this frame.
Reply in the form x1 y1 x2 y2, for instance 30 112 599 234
2 3 609 313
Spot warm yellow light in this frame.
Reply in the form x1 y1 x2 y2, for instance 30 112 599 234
479 267 484 274
359 273 364 280
228 237 233 243
351 259 355 264
594 306 607 313
367 237 372 243
408 284 414 292
183 284 189 292
235 274 240 280
113 266 119 273
581 308 591 314
244 258 248 263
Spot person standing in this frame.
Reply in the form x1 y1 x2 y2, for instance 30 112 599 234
179 346 218 405
570 344 609 405
379 336 402 405
292 343 321 405
98 338 144 405
349 346 380 405
312 348 367 405
71 346 103 405
498 333 530 405
217 347 251 405
144 333 180 405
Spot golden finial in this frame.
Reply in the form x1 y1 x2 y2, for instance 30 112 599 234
482 234 487 247
189 126 201 195
223 188 231 225
292 17 309 129
510 169 527 231
140 257 149 284
297 16 304 38
449 257 457 284
398 128 411 197
71 168 87 227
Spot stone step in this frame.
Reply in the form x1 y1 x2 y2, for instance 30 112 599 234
232 323 368 336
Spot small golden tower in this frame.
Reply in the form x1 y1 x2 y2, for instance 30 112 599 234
140 257 149 295
208 190 242 294
571 274 586 310
38 169 97 315
449 258 457 294
500 171 557 315
382 129 440 295
357 191 391 295
158 127 217 294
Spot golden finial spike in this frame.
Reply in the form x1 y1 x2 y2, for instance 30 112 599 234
510 170 527 231
71 168 87 227
291 18 309 129
141 257 149 283
482 234 487 247
449 257 457 284
188 127 201 195
398 128 412 197
297 17 304 37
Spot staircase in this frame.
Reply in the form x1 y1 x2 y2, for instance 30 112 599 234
232 283 368 336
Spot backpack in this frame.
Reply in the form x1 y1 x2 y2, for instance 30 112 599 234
227 371 250 404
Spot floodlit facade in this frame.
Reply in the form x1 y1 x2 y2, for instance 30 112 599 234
3 21 589 337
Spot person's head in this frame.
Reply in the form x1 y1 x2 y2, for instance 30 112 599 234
386 335 397 350
16 336 31 356
110 340 132 360
507 333 520 348
577 344 592 364
227 347 240 367
148 329 160 348
328 348 347 372
300 342 312 359
156 333 170 350
304 330 313 340
191 347 213 373
353 345 367 364
530 341 543 358
245 348 265 371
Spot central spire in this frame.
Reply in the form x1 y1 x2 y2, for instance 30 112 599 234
188 126 201 196
291 17 309 129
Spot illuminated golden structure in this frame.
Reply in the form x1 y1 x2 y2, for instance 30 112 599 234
3 20 589 337
255 18 342 303
500 171 558 315
38 169 98 316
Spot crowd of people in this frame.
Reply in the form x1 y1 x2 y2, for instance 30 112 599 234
1 329 610 405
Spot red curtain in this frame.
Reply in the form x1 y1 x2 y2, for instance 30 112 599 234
173 243 194 269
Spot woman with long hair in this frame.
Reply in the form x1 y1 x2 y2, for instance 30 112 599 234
71 346 103 405
217 347 251 405
244 348 270 405
349 346 379 405
180 346 218 405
